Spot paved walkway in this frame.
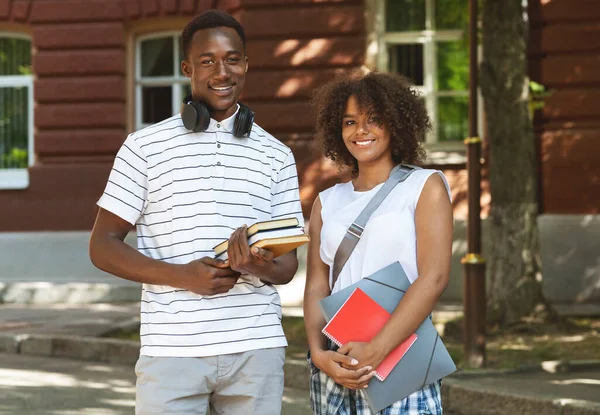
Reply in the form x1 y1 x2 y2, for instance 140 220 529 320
1 303 599 415
0 353 312 415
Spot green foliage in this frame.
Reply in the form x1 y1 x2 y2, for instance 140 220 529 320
0 147 28 168
529 81 552 118
0 37 31 76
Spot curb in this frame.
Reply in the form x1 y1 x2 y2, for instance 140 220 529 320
443 379 600 415
0 282 141 304
450 359 600 378
0 332 312 390
0 332 140 366
2 331 600 414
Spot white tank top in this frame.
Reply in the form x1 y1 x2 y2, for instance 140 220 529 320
319 169 451 293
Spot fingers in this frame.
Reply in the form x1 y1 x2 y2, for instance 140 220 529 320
213 275 239 291
338 344 350 355
250 246 274 262
198 257 238 277
227 226 250 268
201 257 229 268
330 351 358 367
335 365 375 390
355 367 376 388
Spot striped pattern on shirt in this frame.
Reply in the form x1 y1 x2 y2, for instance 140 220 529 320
97 110 304 357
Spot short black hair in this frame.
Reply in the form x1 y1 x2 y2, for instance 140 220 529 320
181 10 246 59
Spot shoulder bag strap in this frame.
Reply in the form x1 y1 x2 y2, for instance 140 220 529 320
330 164 420 290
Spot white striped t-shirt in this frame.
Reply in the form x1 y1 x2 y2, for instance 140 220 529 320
97 107 304 357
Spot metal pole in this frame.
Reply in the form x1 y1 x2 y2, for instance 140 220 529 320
461 0 486 368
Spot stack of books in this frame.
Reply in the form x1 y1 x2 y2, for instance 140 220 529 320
213 217 310 261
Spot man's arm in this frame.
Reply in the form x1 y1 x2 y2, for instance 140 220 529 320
89 208 240 295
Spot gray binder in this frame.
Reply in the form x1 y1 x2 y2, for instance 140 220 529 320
319 261 457 413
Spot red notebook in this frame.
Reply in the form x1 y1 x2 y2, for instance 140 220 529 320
322 287 418 381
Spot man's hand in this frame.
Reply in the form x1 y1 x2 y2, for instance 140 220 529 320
338 341 386 372
226 225 275 276
180 257 241 296
311 349 375 390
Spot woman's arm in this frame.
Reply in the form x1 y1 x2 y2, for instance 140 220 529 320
339 173 453 368
303 196 374 389
303 196 332 356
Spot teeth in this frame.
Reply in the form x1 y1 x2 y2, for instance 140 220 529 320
211 86 233 91
355 140 374 146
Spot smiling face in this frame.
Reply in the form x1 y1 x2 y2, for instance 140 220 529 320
181 27 248 121
341 95 393 169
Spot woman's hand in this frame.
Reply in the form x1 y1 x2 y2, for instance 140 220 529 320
338 341 386 372
311 348 376 390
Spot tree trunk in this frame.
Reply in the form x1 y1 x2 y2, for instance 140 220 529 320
480 0 554 326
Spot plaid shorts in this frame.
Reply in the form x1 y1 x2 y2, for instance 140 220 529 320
307 348 443 415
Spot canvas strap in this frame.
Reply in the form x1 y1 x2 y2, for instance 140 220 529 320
331 164 419 290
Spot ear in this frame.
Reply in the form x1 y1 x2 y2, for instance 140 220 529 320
181 60 192 78
244 56 248 73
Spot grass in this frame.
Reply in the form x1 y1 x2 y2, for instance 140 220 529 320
442 317 600 369
105 316 600 370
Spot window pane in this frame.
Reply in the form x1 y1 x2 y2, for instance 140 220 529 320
386 0 425 31
388 44 424 86
0 87 29 168
142 86 172 124
141 37 174 77
438 96 468 142
436 0 468 30
178 36 184 62
0 37 32 76
437 40 468 91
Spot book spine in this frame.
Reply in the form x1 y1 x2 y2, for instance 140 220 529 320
321 329 343 348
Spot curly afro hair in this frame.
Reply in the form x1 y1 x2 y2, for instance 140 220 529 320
311 71 430 174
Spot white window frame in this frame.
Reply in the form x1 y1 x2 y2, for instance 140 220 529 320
367 0 483 153
0 32 33 190
135 31 188 130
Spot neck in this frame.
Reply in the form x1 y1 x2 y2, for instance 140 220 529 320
210 105 237 122
353 159 396 191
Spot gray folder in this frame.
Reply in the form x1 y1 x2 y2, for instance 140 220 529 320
319 261 457 413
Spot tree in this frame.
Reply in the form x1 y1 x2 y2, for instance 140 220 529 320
479 0 555 326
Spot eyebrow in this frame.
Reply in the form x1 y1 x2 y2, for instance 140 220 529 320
197 50 242 57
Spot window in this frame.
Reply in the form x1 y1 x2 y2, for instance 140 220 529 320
369 0 479 148
135 32 191 130
0 33 33 189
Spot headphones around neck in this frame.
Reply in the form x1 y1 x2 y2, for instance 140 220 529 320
181 95 255 138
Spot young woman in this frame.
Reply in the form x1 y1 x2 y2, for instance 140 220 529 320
303 71 453 415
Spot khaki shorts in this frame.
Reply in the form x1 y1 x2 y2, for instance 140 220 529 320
135 347 285 415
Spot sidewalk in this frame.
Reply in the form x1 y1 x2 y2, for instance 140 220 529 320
1 302 599 415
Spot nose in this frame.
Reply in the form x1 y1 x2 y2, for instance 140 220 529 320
213 60 230 80
357 120 369 135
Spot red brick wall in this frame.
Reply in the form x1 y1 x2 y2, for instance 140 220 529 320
1 0 597 231
530 0 600 214
0 0 238 230
233 0 365 217
0 0 364 230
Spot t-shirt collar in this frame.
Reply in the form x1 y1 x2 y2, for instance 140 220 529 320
207 103 240 133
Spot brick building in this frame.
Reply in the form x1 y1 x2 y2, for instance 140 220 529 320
0 0 598 304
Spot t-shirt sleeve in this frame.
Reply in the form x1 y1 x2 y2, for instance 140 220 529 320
97 134 148 225
271 149 305 228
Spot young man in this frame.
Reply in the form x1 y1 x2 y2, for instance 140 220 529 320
89 10 303 415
